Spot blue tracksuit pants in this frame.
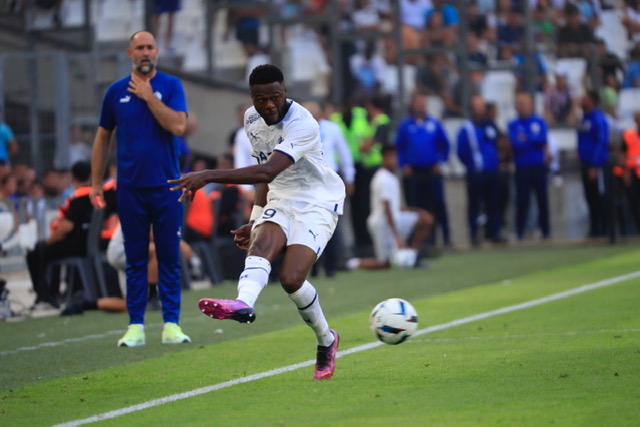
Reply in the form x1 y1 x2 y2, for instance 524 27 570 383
118 185 183 324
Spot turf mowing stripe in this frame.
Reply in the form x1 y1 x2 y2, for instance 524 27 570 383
52 270 640 427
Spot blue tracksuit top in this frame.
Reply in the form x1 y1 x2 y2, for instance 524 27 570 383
456 120 500 172
395 115 450 169
99 71 188 187
507 114 548 169
577 108 609 167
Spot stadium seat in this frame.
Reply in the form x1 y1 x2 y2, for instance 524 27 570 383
46 209 108 305
548 127 577 152
481 71 517 129
596 10 629 60
618 88 640 121
554 58 587 95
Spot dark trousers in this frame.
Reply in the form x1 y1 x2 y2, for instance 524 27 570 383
514 166 550 240
465 171 501 243
403 168 450 246
581 165 611 237
350 164 376 251
26 240 84 305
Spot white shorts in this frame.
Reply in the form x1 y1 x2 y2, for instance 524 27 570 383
367 211 418 263
253 199 339 258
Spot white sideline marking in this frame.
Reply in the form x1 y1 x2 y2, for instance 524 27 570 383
53 271 640 427
409 328 640 344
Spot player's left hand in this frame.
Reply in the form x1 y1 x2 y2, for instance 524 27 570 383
127 74 154 101
168 171 210 202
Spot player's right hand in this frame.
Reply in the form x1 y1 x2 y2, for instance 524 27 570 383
231 223 252 250
89 186 105 210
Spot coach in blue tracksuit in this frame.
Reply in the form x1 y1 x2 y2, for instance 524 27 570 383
457 96 501 246
90 31 191 347
395 93 451 247
578 89 610 237
508 93 550 240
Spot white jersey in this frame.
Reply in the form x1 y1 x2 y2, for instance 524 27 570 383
244 100 346 214
319 119 355 184
368 167 402 226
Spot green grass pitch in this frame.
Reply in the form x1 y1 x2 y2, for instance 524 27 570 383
1 243 639 426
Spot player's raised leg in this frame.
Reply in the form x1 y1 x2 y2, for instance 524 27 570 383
198 222 285 323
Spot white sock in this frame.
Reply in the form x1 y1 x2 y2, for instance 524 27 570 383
237 256 271 308
288 280 334 347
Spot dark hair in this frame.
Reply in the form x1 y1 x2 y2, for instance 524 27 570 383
249 64 284 86
381 144 396 156
71 161 91 182
586 89 600 105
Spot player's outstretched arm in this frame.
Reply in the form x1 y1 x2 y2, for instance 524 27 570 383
168 152 293 202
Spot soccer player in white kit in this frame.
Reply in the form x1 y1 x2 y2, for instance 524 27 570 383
169 64 345 380
348 145 433 270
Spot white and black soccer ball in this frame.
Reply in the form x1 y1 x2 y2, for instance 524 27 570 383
369 298 419 345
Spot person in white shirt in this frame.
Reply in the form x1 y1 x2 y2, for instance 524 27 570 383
169 64 344 380
303 100 355 277
347 145 433 269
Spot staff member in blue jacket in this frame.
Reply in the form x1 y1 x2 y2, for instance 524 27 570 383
395 93 451 247
508 92 550 240
457 96 502 246
578 89 610 237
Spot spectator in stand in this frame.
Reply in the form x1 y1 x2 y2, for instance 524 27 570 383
349 40 388 97
467 0 495 43
532 2 556 50
464 33 489 68
508 93 550 240
591 39 625 87
497 6 524 47
622 0 640 45
544 68 580 126
421 9 456 49
351 0 382 31
457 96 503 246
395 93 452 247
150 0 181 51
623 46 640 89
577 89 611 238
226 0 264 57
399 0 432 58
556 3 595 58
0 108 18 168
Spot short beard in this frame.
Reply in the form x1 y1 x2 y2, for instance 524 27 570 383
136 63 155 75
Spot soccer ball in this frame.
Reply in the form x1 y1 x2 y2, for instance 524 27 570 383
369 298 419 345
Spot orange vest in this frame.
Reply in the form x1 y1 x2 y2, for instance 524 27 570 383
622 129 640 178
101 180 118 240
185 189 214 238
50 186 92 234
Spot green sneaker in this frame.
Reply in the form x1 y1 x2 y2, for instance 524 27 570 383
117 324 146 347
162 322 191 344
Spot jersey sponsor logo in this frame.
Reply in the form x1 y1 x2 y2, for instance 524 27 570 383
154 91 162 100
485 126 497 140
119 95 131 103
530 122 541 134
246 113 261 124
